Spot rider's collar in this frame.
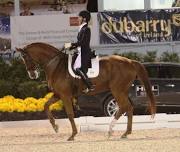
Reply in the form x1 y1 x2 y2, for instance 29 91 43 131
79 23 87 32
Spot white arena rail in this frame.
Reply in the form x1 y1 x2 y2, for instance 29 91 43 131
0 114 180 132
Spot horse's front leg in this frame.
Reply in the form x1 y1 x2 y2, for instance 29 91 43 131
44 94 59 133
62 97 77 141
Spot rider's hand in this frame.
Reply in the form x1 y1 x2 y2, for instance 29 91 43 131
69 43 76 50
64 43 72 49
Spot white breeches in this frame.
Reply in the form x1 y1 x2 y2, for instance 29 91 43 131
73 47 81 70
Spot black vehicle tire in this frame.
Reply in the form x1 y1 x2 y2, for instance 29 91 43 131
103 96 119 116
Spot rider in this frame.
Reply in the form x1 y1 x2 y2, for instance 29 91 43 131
70 10 94 93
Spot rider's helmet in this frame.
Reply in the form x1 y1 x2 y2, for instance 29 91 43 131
78 10 91 22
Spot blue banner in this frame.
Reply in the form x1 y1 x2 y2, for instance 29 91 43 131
98 9 180 44
0 16 11 51
0 16 10 35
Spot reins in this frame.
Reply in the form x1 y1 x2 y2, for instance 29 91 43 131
45 47 66 68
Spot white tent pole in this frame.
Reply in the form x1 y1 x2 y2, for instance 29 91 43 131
14 0 20 16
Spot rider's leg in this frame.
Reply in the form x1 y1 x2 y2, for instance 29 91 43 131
75 68 94 92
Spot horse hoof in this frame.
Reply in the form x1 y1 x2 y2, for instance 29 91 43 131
67 136 74 141
121 134 127 138
108 131 112 138
53 124 59 133
108 130 114 138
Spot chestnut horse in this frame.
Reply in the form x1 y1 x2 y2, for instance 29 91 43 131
16 42 156 141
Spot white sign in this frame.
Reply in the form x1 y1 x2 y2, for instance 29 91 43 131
11 13 99 49
136 85 159 97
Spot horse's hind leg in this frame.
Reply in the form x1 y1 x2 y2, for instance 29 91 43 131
108 96 133 138
108 108 123 137
108 92 125 137
121 97 133 138
44 94 59 133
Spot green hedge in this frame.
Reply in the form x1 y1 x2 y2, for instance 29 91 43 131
0 58 47 98
119 51 180 63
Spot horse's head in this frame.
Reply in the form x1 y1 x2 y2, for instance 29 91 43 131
16 47 40 79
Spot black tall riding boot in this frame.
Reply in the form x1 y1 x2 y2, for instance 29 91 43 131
76 68 94 93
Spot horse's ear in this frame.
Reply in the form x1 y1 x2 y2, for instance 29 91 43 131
16 47 24 52
15 47 21 52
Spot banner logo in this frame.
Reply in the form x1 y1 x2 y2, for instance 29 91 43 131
98 10 180 44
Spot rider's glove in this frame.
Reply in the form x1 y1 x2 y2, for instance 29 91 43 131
64 43 72 49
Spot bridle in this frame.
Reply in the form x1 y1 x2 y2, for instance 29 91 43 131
20 47 72 70
21 50 39 71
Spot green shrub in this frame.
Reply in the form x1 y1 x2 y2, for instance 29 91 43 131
0 57 47 98
160 52 179 62
143 51 157 62
119 52 144 62
115 51 180 63
7 59 29 82
0 58 10 80
0 80 17 97
17 81 48 99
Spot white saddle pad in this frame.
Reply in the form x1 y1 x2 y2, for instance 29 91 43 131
68 54 99 78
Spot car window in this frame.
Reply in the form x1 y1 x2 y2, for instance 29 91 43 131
169 66 180 78
145 64 180 79
145 66 159 78
158 66 172 78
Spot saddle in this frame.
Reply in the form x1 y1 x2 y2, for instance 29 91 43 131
68 53 99 79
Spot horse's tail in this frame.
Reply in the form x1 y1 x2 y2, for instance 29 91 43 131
132 60 156 118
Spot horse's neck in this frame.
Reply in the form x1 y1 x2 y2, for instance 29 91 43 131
45 55 60 74
45 54 68 88
29 43 59 64
41 52 57 66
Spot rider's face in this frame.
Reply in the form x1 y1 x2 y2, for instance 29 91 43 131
78 16 83 25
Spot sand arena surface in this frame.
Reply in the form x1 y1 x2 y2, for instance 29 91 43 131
0 125 180 152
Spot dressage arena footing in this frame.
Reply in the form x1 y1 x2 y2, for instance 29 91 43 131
0 113 180 132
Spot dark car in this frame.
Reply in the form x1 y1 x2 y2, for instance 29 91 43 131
77 62 180 116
